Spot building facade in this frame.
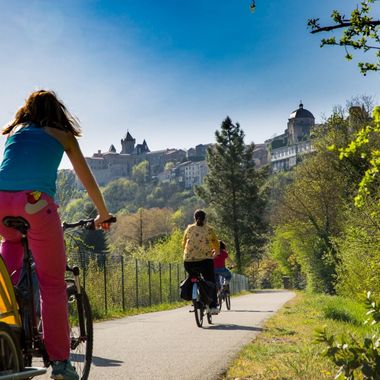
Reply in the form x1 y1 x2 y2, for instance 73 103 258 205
266 103 315 172
85 132 210 186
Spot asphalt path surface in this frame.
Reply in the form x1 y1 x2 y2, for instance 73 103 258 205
37 290 295 380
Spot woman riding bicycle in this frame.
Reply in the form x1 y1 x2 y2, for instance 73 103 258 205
182 209 219 315
0 90 113 380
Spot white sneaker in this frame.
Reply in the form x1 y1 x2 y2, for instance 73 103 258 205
210 307 219 315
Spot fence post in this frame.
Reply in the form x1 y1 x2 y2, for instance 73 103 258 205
148 261 152 307
159 263 162 304
103 254 108 314
176 264 180 301
82 253 86 291
169 263 172 303
121 256 125 311
135 259 139 308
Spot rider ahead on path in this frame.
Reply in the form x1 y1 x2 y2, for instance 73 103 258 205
213 241 235 291
182 209 219 314
0 90 113 380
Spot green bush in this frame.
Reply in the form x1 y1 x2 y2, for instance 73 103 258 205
315 292 380 379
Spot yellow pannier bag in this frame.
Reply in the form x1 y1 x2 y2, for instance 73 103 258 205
0 256 21 327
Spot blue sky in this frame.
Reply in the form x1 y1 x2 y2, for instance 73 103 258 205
0 1 379 168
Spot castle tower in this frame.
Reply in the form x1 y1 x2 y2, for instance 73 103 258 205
121 131 135 154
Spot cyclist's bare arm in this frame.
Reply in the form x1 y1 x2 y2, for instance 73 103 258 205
44 128 112 227
226 256 236 268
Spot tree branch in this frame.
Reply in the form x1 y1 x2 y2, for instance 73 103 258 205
310 20 380 34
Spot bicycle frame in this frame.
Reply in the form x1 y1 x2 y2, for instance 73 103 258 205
16 232 41 364
66 266 86 345
191 278 199 300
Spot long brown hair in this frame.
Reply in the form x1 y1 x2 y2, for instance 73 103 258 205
3 90 81 136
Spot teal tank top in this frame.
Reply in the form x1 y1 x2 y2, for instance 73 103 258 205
0 124 64 198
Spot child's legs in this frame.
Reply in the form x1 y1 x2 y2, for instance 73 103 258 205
215 268 232 282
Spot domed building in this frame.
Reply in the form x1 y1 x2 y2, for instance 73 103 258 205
266 103 315 172
287 103 315 145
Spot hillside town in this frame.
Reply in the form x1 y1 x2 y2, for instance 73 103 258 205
85 102 316 188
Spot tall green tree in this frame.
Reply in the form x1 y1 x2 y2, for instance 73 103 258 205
197 116 268 272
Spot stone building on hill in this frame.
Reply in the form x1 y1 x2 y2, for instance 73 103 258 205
85 132 206 186
266 103 315 172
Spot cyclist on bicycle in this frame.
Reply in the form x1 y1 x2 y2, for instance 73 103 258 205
182 209 219 314
213 241 235 293
0 90 113 380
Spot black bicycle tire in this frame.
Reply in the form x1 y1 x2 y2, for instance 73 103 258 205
66 284 93 380
226 293 231 310
193 299 204 327
218 292 223 312
0 322 23 375
206 311 212 324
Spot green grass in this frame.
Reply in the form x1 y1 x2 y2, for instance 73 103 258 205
222 292 373 380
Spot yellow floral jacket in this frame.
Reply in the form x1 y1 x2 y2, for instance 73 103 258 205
182 223 219 262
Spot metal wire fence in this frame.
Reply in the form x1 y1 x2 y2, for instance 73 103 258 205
68 252 250 317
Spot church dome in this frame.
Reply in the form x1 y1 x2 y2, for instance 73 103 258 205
289 103 314 119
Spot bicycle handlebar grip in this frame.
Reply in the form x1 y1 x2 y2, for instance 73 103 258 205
104 216 117 224
84 220 96 230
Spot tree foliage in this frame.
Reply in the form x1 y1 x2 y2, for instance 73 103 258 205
108 208 176 253
308 1 380 74
197 116 268 272
270 103 372 293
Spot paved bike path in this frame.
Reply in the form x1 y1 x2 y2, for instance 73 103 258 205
39 290 295 380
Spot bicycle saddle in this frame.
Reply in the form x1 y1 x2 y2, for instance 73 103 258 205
3 216 30 234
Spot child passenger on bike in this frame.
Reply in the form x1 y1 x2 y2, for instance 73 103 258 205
182 209 220 314
213 241 235 293
0 90 113 380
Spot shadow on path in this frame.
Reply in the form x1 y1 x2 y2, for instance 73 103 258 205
205 324 263 332
224 309 274 313
91 356 124 367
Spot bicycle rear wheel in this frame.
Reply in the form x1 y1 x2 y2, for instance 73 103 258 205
0 322 23 375
66 283 93 380
193 300 204 327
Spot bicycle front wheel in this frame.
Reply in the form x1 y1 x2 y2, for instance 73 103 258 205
218 291 223 312
206 311 212 325
67 283 93 380
0 322 23 375
226 293 231 310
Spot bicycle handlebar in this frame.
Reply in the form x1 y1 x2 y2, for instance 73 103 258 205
62 216 117 231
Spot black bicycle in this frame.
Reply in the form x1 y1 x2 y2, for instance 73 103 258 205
2 216 116 380
189 275 213 327
216 274 231 311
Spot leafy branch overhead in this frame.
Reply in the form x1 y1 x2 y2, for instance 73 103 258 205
308 0 380 74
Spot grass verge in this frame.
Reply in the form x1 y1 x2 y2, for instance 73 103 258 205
223 291 371 380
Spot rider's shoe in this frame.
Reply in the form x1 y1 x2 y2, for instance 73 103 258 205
51 360 79 380
210 307 219 315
